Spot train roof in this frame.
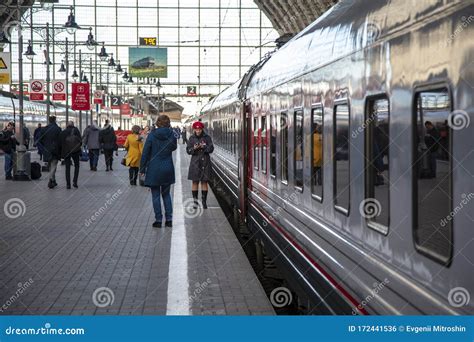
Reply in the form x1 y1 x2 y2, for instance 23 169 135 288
246 0 464 97
201 0 466 112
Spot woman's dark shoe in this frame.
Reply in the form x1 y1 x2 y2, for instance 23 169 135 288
192 190 199 209
152 221 162 228
201 190 208 209
165 221 173 227
66 184 71 189
73 183 78 188
48 180 55 189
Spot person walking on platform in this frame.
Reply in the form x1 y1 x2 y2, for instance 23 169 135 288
33 123 43 161
39 116 61 189
0 122 17 180
181 126 187 144
59 121 82 189
186 121 214 209
140 115 177 228
83 122 100 171
99 120 118 171
124 125 144 185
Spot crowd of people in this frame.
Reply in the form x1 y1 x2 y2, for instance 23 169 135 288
0 116 214 229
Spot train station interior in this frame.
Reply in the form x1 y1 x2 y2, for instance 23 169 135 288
0 0 473 319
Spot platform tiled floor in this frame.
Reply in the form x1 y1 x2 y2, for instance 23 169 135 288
0 145 274 315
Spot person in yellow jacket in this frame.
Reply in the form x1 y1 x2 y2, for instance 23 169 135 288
124 125 144 185
313 128 323 186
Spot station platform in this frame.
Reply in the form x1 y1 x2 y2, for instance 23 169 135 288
0 145 274 315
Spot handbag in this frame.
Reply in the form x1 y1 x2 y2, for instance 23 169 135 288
139 173 145 186
80 147 89 162
121 152 128 166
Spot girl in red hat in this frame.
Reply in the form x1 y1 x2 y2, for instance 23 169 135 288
186 120 214 209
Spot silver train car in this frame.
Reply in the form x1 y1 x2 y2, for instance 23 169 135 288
201 0 474 314
0 94 86 139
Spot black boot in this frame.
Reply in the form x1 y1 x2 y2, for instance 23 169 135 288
129 168 134 185
201 190 208 209
192 190 199 209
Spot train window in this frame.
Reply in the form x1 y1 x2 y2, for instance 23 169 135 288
253 117 259 170
294 110 304 190
311 106 323 200
270 114 277 177
365 97 390 234
414 88 452 264
261 116 267 173
334 103 350 215
280 112 288 183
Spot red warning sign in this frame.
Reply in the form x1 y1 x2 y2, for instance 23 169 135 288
52 80 66 101
29 79 45 101
71 83 90 111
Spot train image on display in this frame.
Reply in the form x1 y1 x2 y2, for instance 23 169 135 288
200 0 474 315
132 57 156 69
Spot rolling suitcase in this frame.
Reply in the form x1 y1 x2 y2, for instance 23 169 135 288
30 161 42 180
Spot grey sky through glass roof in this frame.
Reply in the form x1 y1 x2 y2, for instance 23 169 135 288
2 0 278 116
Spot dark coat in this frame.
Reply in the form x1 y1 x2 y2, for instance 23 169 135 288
59 126 82 159
39 122 61 162
140 127 177 187
99 125 118 151
186 132 214 182
0 129 16 154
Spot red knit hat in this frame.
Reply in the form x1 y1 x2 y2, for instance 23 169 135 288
192 121 204 129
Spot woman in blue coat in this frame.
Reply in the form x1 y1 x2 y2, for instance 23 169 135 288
140 115 177 228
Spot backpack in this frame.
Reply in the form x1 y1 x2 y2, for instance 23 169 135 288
64 129 82 154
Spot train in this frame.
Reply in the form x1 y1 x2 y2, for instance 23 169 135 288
0 93 138 140
200 0 474 315
132 57 156 69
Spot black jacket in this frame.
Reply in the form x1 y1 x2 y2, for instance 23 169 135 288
186 132 214 182
59 126 82 158
39 123 62 162
0 129 16 154
99 125 118 150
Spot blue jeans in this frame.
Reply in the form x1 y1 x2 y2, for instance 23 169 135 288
4 152 13 178
151 184 172 222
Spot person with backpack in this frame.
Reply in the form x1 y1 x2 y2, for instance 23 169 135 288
0 122 17 180
83 123 100 171
59 121 82 189
99 120 118 172
39 116 62 189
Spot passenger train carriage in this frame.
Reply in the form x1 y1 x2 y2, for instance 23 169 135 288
0 94 86 137
201 0 474 314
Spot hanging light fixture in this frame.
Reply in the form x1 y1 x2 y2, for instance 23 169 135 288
122 71 129 81
64 7 81 34
155 79 162 88
98 42 108 61
0 31 10 48
86 27 98 50
128 76 134 83
115 62 123 73
58 61 66 74
24 40 36 60
71 70 79 81
108 55 116 69
82 75 88 83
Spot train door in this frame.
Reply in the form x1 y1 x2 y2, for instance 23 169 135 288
238 100 252 221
